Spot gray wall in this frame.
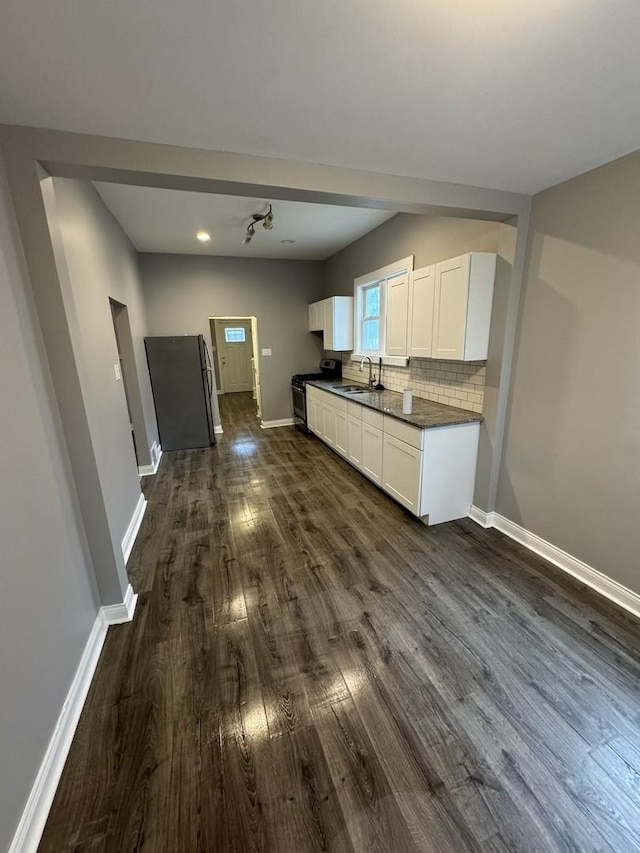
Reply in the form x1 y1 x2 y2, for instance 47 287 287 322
498 151 640 593
0 157 100 851
139 254 326 423
42 178 157 599
325 212 502 295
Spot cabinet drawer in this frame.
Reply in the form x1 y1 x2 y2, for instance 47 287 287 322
347 401 362 419
362 407 384 430
383 416 424 450
306 385 319 400
327 394 347 414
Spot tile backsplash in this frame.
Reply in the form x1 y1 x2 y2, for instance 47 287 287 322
339 355 486 413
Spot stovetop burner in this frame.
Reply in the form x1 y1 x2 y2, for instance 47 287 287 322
291 358 342 389
292 371 325 383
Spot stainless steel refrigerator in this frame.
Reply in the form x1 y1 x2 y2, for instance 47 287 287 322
145 335 216 451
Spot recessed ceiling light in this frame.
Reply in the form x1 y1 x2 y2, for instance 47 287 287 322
196 231 211 242
281 239 295 244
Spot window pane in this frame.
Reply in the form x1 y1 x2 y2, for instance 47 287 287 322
224 327 246 343
362 318 379 351
364 284 380 318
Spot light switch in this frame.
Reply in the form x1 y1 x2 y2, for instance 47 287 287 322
114 363 121 381
261 348 272 356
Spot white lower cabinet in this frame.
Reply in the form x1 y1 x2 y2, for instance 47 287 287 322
382 434 421 513
307 385 480 524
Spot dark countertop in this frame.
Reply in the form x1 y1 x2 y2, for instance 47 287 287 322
307 379 483 429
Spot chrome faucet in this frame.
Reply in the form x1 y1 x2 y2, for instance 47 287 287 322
359 355 375 390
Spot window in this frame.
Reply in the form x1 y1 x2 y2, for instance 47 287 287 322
353 255 414 360
224 327 246 343
361 283 381 352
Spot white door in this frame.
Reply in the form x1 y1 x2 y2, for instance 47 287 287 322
433 256 470 360
250 316 262 417
382 434 422 512
361 423 383 484
216 320 253 392
409 266 435 358
386 273 409 356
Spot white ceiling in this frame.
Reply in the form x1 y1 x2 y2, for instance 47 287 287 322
93 183 396 259
2 2 640 194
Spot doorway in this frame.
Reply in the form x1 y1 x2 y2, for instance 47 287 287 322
209 316 262 420
110 298 150 468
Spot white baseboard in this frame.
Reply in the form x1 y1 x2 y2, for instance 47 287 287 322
8 580 139 853
214 424 224 435
468 505 496 528
138 441 162 476
470 507 640 620
8 612 107 853
261 418 294 429
121 493 147 565
101 583 138 625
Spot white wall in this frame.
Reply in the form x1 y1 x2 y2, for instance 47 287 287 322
0 157 100 852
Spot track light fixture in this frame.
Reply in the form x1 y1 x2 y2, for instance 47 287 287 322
243 204 274 244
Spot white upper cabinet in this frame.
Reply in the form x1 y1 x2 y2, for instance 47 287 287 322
432 253 496 361
385 272 410 357
408 265 436 358
309 296 353 351
308 300 325 331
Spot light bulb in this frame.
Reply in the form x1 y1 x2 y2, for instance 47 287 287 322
196 231 211 242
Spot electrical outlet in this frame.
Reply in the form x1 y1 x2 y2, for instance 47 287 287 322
261 348 272 356
114 363 121 381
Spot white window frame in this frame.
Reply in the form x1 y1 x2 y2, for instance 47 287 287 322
359 281 384 355
352 255 414 365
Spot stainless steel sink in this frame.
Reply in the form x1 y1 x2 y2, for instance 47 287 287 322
332 385 362 392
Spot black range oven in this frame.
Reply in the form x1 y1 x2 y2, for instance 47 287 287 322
292 358 341 431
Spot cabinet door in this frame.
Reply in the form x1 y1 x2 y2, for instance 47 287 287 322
307 393 317 432
323 404 337 447
308 396 322 436
433 255 470 360
348 415 362 469
331 297 354 351
382 434 422 513
386 273 409 356
335 409 348 457
361 423 383 485
408 265 435 358
323 299 335 351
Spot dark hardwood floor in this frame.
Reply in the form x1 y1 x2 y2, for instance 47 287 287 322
39 392 640 852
